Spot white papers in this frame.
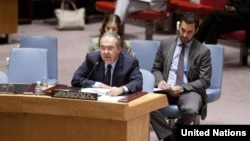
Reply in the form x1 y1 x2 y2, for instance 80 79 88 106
153 87 172 92
80 88 109 95
80 88 126 102
154 88 164 92
98 94 126 103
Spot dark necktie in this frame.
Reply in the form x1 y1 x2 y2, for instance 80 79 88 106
176 44 185 85
104 65 112 85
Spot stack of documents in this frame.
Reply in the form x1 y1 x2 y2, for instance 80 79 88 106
80 88 126 102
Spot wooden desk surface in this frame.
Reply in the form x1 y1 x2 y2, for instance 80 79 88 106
0 93 168 121
0 93 168 141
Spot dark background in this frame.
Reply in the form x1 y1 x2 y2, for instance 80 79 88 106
19 0 107 24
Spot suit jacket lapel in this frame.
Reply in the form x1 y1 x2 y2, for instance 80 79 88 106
164 37 178 80
95 60 105 81
111 53 123 85
187 40 199 77
188 40 198 64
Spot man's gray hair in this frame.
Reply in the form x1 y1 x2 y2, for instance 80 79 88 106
100 32 121 46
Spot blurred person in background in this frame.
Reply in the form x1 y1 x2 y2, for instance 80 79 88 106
195 0 250 47
87 14 133 56
114 0 168 24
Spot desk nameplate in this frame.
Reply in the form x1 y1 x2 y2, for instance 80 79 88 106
51 88 98 101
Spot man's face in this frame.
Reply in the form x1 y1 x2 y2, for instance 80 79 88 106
99 36 121 64
179 21 198 43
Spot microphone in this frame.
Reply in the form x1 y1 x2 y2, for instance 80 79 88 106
58 61 100 97
53 62 100 100
82 61 99 88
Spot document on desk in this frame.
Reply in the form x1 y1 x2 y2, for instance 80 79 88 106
98 94 126 103
153 87 171 93
80 88 126 102
80 88 109 95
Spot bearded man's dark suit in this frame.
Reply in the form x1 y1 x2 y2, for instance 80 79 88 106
150 35 212 140
71 51 142 93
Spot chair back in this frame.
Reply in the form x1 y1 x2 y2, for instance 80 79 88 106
130 40 160 71
8 48 48 84
0 71 8 83
20 36 58 84
140 69 155 92
205 44 224 103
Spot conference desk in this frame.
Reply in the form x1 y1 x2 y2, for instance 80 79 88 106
0 93 168 141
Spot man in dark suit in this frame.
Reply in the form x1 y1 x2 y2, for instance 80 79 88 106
150 12 212 141
71 32 142 96
195 0 250 46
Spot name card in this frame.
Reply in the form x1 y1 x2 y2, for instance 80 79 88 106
51 89 98 101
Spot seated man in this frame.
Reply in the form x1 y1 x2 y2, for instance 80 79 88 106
71 32 142 96
115 0 168 23
150 12 212 141
195 0 250 46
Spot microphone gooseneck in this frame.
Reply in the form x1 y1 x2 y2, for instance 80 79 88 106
81 61 99 89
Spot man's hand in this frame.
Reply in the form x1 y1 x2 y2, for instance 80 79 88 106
106 87 124 96
157 80 171 89
167 85 182 97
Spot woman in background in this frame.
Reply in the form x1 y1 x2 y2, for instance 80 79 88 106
87 14 133 56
